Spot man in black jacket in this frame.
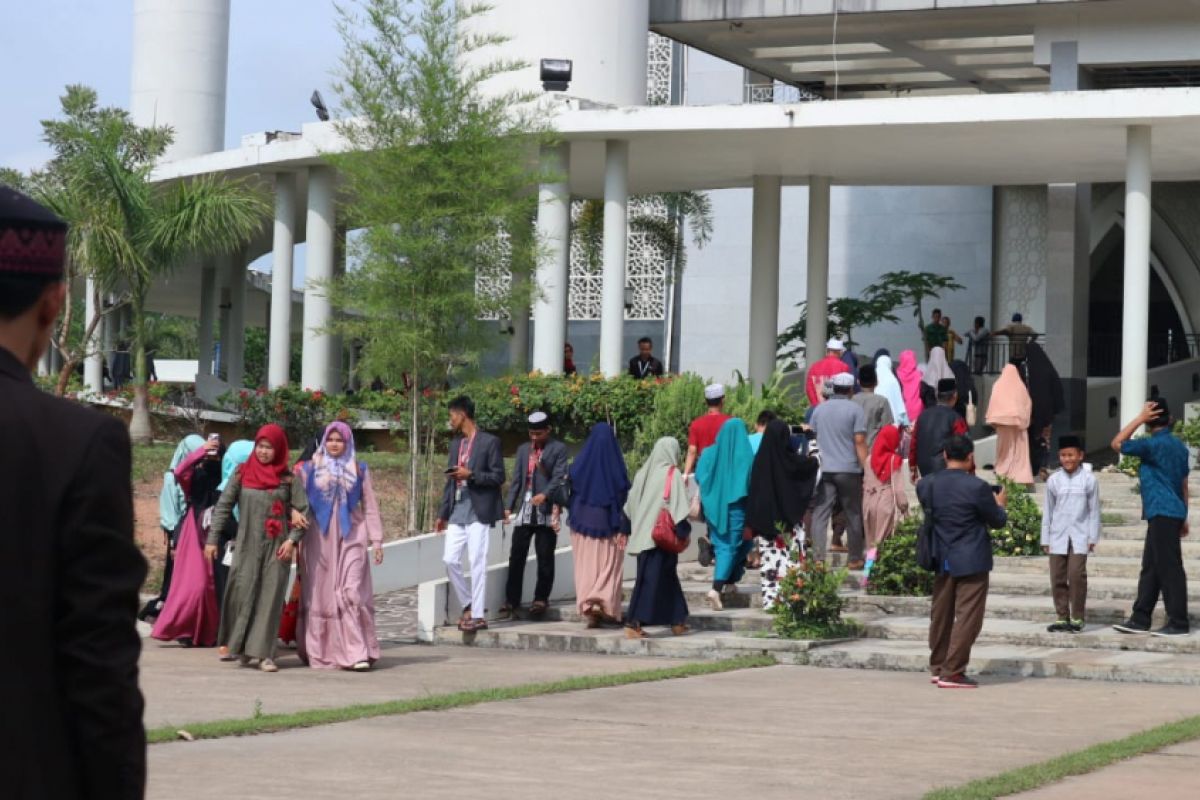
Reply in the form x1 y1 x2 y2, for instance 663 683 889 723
502 411 568 618
0 188 147 798
910 378 968 481
918 435 1008 689
437 395 505 632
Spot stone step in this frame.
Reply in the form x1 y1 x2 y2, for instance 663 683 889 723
1094 538 1200 558
853 614 1200 655
544 603 773 633
994 555 1200 579
988 572 1200 602
843 592 1200 627
430 617 1200 685
803 638 1200 685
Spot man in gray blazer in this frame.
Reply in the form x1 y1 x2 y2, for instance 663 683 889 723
436 395 505 631
502 411 568 618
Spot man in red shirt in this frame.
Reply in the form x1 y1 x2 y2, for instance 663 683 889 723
684 384 731 566
806 338 852 407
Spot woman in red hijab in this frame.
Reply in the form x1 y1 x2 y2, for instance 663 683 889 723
206 424 310 672
863 424 909 551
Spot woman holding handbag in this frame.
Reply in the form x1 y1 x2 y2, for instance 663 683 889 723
568 423 632 628
624 437 691 639
696 418 755 610
863 424 909 551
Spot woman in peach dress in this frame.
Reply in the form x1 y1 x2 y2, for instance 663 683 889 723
986 363 1034 485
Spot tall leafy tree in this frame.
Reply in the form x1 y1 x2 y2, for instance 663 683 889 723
34 85 269 442
329 0 553 532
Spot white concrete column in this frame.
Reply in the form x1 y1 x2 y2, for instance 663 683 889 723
748 175 782 388
1120 126 1152 426
599 140 629 378
268 172 296 388
197 262 216 377
102 295 116 376
302 166 336 391
805 176 832 366
84 277 103 393
226 251 247 389
532 144 571 374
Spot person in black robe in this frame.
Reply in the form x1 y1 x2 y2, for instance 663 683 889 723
1020 343 1065 476
950 359 976 422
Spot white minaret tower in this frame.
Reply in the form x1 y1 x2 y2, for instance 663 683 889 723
130 0 231 161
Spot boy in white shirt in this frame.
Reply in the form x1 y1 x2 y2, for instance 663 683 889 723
1041 436 1101 633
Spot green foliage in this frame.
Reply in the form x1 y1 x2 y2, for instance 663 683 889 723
221 387 330 449
770 558 860 639
777 270 963 360
991 477 1042 556
1174 416 1200 450
574 191 713 279
865 514 935 597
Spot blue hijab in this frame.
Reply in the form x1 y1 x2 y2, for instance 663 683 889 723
160 434 204 531
568 423 631 537
220 440 253 521
696 419 754 538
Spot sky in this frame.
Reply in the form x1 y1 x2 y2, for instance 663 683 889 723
1 0 343 172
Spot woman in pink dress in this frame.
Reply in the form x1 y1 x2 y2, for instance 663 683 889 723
151 436 224 647
986 363 1035 486
297 422 385 671
896 349 925 426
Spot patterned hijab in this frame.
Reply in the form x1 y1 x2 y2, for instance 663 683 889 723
240 424 291 490
304 421 364 538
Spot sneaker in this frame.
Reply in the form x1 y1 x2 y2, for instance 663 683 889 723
697 537 714 567
1113 619 1151 634
1151 625 1191 638
352 661 371 671
930 675 939 685
937 673 978 689
1047 620 1072 633
259 658 279 673
706 589 724 611
1069 619 1085 633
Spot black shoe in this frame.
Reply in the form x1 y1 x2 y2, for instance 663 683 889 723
1047 620 1072 633
1151 625 1191 638
1113 619 1151 634
937 673 978 689
697 537 714 567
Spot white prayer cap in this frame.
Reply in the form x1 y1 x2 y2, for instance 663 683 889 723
831 372 855 388
704 383 725 400
826 337 845 351
527 411 550 428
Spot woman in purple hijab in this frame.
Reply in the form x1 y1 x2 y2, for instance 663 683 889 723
296 422 385 670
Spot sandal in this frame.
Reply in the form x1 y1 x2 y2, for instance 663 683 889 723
470 618 488 631
496 604 516 621
671 624 690 636
529 600 549 618
260 658 279 673
624 625 647 640
457 607 473 631
584 608 603 629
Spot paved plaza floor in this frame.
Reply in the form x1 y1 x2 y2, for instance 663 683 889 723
143 642 1200 799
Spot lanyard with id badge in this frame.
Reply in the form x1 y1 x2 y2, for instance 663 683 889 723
454 434 475 503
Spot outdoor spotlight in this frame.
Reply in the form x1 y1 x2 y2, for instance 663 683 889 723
623 286 635 313
311 90 330 122
540 58 572 92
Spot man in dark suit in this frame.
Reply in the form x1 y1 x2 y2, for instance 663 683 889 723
918 435 1008 689
501 411 568 619
436 395 505 632
0 188 147 798
628 336 664 379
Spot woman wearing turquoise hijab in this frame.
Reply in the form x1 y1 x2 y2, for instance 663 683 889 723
695 418 755 611
139 434 205 622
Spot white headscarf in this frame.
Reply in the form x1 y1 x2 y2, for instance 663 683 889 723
874 355 909 427
922 346 954 389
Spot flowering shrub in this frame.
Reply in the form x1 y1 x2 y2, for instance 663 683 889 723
991 476 1042 556
220 386 329 447
865 515 935 597
769 556 860 639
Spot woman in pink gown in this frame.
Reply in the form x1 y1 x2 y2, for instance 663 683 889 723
297 422 385 671
896 350 925 426
151 437 224 647
986 363 1034 485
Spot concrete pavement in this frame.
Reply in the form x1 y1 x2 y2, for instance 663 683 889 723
147 661 1200 799
1014 740 1200 799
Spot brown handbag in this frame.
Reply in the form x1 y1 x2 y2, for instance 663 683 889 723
652 466 691 554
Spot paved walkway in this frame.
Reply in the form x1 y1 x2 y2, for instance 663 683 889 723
145 656 1200 799
1012 739 1200 799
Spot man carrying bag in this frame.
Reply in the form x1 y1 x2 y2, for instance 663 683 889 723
917 435 1008 689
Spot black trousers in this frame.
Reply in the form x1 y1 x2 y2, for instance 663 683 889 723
505 525 557 607
1130 516 1190 630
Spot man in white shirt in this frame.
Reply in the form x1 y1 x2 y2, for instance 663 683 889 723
1040 435 1101 633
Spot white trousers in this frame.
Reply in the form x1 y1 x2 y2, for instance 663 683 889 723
443 522 490 618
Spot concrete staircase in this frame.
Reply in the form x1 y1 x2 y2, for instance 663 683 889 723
434 471 1200 685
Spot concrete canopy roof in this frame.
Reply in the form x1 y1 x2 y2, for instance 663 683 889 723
152 87 1200 201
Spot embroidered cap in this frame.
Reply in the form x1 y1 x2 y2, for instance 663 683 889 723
704 383 725 400
0 187 67 277
830 372 855 389
527 411 550 430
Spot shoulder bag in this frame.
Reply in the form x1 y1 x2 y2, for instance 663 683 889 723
916 478 939 572
652 466 692 554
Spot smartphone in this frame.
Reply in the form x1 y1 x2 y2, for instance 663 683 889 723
444 467 457 474
208 433 221 443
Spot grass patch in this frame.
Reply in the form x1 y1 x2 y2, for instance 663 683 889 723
924 713 1200 800
147 654 775 744
132 443 176 484
1101 512 1125 525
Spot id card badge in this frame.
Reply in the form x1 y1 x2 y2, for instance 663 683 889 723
524 490 533 504
455 486 463 503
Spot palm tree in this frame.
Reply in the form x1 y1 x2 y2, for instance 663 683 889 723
51 86 269 442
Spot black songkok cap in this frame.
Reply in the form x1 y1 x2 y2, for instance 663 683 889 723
1057 435 1084 451
0 187 67 278
937 378 958 394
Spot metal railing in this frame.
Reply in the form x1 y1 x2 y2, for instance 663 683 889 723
965 334 1044 375
1088 332 1200 376
743 82 821 104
